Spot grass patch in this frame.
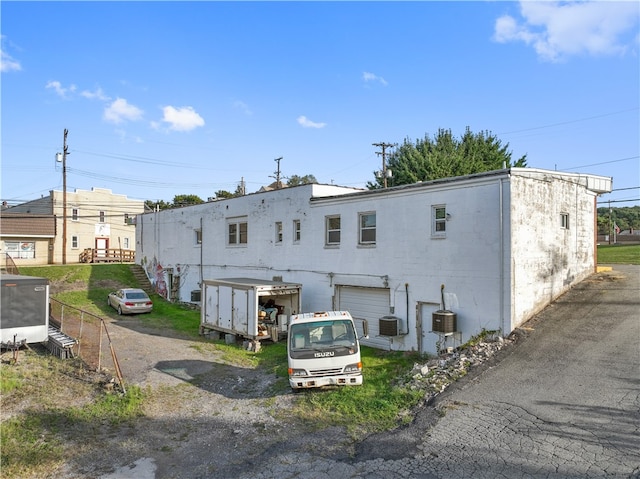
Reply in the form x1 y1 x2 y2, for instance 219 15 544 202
291 348 424 435
597 244 640 265
1 348 145 478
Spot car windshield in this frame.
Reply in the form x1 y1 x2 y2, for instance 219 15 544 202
126 292 149 300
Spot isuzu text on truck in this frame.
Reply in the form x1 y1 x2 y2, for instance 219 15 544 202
287 311 368 392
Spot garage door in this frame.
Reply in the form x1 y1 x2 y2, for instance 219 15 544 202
336 285 390 349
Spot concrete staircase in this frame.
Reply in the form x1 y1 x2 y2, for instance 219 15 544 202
130 264 153 294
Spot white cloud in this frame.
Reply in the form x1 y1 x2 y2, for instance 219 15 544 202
363 71 388 86
297 115 326 129
104 98 144 124
81 87 110 101
161 106 205 132
233 100 253 116
493 1 639 62
0 36 21 73
45 80 77 98
1 50 21 72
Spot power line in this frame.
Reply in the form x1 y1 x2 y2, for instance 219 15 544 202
498 107 639 136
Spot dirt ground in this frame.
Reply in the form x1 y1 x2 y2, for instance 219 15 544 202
2 315 355 479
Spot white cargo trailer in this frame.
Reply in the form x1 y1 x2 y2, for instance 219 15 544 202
0 274 50 345
200 277 302 343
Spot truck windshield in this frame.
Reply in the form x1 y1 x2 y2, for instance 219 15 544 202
289 320 357 351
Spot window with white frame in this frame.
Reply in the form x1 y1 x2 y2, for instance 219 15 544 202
71 236 79 248
195 229 202 244
228 218 248 245
560 213 570 229
326 215 341 245
99 211 105 223
275 222 283 243
123 237 130 249
359 212 376 245
432 205 447 237
293 219 301 243
72 208 79 221
5 241 35 259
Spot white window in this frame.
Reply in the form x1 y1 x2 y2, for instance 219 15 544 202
432 205 447 237
123 237 130 249
275 222 283 243
99 211 105 223
293 219 301 243
560 213 570 229
326 215 341 246
5 241 35 259
195 229 202 244
72 208 79 221
359 212 376 245
228 218 248 245
71 236 79 248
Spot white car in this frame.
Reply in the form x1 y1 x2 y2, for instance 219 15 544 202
107 288 153 315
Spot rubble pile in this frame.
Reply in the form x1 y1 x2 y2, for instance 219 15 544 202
402 333 514 404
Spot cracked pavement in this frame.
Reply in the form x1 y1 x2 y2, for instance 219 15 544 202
239 265 640 479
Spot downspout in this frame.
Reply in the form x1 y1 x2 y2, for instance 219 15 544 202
200 217 204 287
499 177 506 336
405 283 409 336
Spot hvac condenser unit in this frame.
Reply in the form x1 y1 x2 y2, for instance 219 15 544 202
432 310 457 334
379 315 403 336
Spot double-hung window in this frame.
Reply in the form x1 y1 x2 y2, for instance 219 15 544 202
293 219 301 243
228 218 248 245
432 205 447 238
326 215 341 246
560 213 570 230
359 212 376 245
275 222 283 243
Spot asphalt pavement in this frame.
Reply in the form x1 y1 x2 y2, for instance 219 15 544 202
240 264 640 479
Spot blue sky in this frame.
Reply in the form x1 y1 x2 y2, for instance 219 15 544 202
2 1 639 207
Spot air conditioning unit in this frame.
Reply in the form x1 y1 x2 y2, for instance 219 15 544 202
432 310 457 333
191 290 201 302
379 315 403 336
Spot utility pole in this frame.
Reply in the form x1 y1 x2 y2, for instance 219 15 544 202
271 157 283 189
373 142 395 188
62 129 69 264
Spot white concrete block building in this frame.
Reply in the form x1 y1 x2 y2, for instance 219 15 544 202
136 168 611 354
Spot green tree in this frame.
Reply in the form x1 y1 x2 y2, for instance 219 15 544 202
215 190 235 199
172 194 204 207
368 127 527 189
597 206 640 234
287 174 318 186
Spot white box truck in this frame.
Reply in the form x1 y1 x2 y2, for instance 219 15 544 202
200 277 302 343
287 311 368 392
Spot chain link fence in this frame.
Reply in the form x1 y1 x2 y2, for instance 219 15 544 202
49 298 125 392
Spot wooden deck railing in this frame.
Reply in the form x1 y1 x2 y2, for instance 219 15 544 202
79 248 135 263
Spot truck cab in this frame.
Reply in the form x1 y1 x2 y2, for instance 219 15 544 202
287 311 367 391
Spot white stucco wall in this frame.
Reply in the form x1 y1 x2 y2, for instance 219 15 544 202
509 170 600 329
136 169 609 354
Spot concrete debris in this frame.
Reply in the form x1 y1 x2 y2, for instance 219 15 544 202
401 334 514 404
